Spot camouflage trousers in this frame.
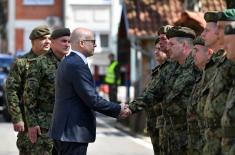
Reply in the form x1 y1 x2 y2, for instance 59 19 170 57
187 122 204 155
203 128 222 155
30 128 54 155
186 132 204 155
17 129 53 155
17 131 33 155
158 127 188 155
221 138 235 155
147 126 160 155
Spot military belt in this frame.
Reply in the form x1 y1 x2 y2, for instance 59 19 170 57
222 127 235 138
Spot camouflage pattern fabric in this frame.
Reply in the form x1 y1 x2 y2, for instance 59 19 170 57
5 50 38 154
160 54 202 155
145 64 163 155
17 131 32 155
186 70 204 155
129 61 179 112
129 61 179 155
23 50 60 154
30 128 54 155
186 51 225 155
5 50 37 123
202 49 230 155
220 61 235 155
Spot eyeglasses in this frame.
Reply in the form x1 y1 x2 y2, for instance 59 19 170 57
82 40 96 45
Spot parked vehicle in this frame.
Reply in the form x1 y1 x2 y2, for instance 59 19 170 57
0 54 14 121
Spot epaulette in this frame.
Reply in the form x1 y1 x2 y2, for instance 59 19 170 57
151 65 160 76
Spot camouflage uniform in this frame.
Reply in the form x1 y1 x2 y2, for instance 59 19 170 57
186 70 204 155
220 60 235 155
186 50 225 155
129 61 179 154
5 50 38 155
159 54 201 155
144 64 165 155
23 50 60 155
202 49 230 155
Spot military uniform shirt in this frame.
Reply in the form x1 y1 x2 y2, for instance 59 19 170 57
5 50 37 123
23 50 60 129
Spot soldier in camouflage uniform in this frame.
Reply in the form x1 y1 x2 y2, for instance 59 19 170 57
221 23 235 155
145 36 167 155
23 28 71 155
5 25 51 155
186 37 212 155
201 9 235 155
160 26 201 155
129 27 195 154
128 25 172 155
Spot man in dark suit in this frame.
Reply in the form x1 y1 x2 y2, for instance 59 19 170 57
49 27 131 155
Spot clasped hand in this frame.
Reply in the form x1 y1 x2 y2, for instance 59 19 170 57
118 103 132 119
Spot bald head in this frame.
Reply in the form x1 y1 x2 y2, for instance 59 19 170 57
70 27 96 57
71 28 93 44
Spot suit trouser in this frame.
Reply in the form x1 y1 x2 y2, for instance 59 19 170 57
54 140 88 155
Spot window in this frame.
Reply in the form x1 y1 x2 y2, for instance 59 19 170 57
100 34 109 48
23 0 54 5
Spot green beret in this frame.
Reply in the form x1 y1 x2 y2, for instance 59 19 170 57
51 28 71 39
158 25 173 35
218 9 235 21
204 11 218 23
224 23 235 35
166 26 196 39
29 25 50 40
154 36 160 44
193 37 205 46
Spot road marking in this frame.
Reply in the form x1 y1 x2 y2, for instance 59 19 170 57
96 118 153 150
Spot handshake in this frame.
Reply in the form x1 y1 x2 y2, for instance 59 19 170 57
118 103 132 119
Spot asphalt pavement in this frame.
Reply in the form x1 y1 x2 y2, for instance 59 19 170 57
0 113 153 155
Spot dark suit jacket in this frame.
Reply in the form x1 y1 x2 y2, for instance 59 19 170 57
49 52 121 143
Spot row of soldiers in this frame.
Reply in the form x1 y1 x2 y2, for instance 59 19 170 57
128 9 235 155
5 26 71 154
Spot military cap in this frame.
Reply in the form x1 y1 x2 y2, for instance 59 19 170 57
166 26 196 39
193 37 205 46
224 23 235 35
51 28 71 39
29 25 50 40
218 9 235 21
204 11 218 23
154 36 160 44
158 25 173 35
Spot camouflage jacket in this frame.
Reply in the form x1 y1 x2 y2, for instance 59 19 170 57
145 64 164 129
129 60 179 113
157 54 202 151
187 51 225 130
221 60 235 138
203 50 229 130
5 50 37 123
23 50 60 129
163 54 202 126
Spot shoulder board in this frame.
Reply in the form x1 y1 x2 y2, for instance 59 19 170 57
151 65 160 74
